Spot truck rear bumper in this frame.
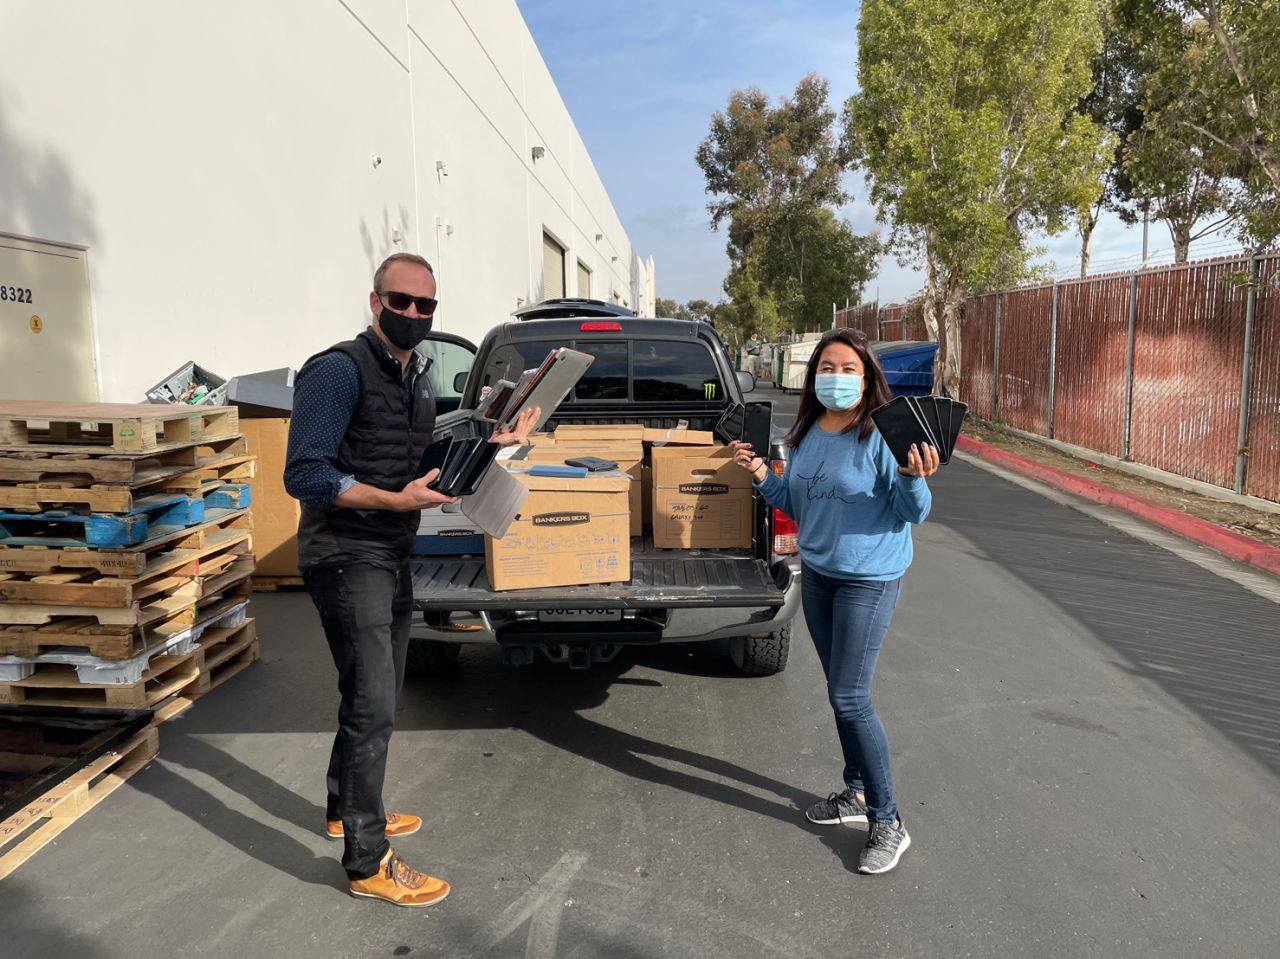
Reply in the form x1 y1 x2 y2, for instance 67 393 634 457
410 559 801 646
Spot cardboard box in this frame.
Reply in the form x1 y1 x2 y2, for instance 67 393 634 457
414 502 484 555
554 424 645 442
643 426 716 446
239 417 301 576
641 463 652 525
553 423 715 446
650 444 754 549
525 444 643 537
486 470 631 591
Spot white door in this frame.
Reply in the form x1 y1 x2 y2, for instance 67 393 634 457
0 236 98 401
542 232 565 300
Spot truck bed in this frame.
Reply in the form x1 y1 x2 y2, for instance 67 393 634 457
411 536 785 611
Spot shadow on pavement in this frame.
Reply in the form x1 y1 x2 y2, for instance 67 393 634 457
129 753 340 890
0 882 111 958
399 652 817 828
938 462 1280 778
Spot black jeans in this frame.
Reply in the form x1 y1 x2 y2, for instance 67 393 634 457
302 561 412 880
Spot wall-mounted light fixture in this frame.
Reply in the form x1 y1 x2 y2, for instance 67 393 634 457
611 255 619 263
371 154 383 169
531 145 546 161
595 233 603 241
435 159 448 177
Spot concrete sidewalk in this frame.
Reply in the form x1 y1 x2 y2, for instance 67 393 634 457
3 389 1278 958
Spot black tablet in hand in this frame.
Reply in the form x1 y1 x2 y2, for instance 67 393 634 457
871 396 937 469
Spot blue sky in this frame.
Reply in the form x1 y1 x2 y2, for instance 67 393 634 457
522 1 1239 307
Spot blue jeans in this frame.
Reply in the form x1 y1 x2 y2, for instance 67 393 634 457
801 564 901 824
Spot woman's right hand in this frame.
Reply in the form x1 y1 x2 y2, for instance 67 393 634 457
729 440 768 483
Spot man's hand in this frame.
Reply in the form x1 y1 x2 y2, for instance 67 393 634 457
398 470 459 510
729 440 768 483
899 443 940 478
491 406 542 446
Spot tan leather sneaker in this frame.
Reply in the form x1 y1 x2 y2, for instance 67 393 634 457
348 849 450 907
325 812 422 841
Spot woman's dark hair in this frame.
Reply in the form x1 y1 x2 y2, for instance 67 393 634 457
785 328 892 448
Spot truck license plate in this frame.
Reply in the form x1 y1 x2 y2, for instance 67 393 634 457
537 608 622 623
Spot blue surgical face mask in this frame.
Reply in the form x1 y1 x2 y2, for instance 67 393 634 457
814 373 863 411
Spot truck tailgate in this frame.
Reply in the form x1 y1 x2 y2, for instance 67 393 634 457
411 540 786 611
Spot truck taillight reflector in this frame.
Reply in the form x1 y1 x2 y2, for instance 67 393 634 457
580 321 622 332
768 457 797 554
772 508 798 555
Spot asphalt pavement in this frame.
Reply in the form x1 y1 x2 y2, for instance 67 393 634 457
4 385 1278 959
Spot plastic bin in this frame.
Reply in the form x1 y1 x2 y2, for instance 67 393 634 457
872 340 938 397
780 341 818 392
145 362 228 406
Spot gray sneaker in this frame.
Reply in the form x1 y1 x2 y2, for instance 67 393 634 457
858 818 911 875
805 788 868 825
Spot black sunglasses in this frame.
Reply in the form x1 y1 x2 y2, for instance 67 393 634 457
378 290 438 317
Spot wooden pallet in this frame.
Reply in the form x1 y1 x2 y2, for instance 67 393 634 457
0 619 258 710
0 558 254 627
0 509 252 577
0 725 159 881
0 528 252 608
0 436 249 485
0 401 239 455
0 584 250 661
0 490 213 549
152 621 260 724
251 575 305 592
0 458 255 513
0 604 196 661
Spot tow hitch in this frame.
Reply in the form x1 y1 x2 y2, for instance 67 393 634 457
502 643 622 669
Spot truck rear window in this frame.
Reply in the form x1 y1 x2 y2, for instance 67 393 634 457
632 340 723 403
575 342 628 400
479 340 559 391
480 336 724 404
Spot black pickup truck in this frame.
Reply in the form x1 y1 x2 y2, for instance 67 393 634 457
406 299 801 675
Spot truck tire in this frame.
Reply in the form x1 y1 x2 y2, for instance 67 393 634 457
728 625 790 676
406 639 461 677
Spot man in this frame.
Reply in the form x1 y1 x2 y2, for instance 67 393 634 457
285 253 536 906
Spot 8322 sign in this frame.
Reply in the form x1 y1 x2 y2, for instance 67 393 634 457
1 284 34 304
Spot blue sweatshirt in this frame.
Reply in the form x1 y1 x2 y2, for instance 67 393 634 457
755 424 931 580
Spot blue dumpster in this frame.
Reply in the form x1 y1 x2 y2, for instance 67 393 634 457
872 340 938 397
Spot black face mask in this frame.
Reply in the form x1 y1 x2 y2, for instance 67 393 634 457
378 307 432 350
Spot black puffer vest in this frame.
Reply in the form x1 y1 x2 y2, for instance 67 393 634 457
297 328 436 569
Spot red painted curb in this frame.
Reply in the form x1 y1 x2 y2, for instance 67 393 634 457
955 434 1280 578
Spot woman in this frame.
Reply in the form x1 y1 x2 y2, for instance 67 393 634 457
731 328 937 875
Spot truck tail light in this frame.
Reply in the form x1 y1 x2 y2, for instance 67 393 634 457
580 321 622 332
769 458 798 555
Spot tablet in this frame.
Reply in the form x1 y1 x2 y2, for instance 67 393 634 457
946 399 969 460
870 397 936 469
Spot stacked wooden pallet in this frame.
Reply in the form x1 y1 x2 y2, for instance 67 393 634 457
0 401 260 719
0 400 265 877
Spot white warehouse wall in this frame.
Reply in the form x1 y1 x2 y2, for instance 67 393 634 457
0 1 652 401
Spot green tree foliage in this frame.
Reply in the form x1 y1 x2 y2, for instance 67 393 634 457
697 75 879 334
1121 0 1280 251
1125 16 1238 262
1075 2 1153 274
654 297 680 318
845 0 1110 395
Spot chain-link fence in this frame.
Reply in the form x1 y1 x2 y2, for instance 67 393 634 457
834 253 1279 502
